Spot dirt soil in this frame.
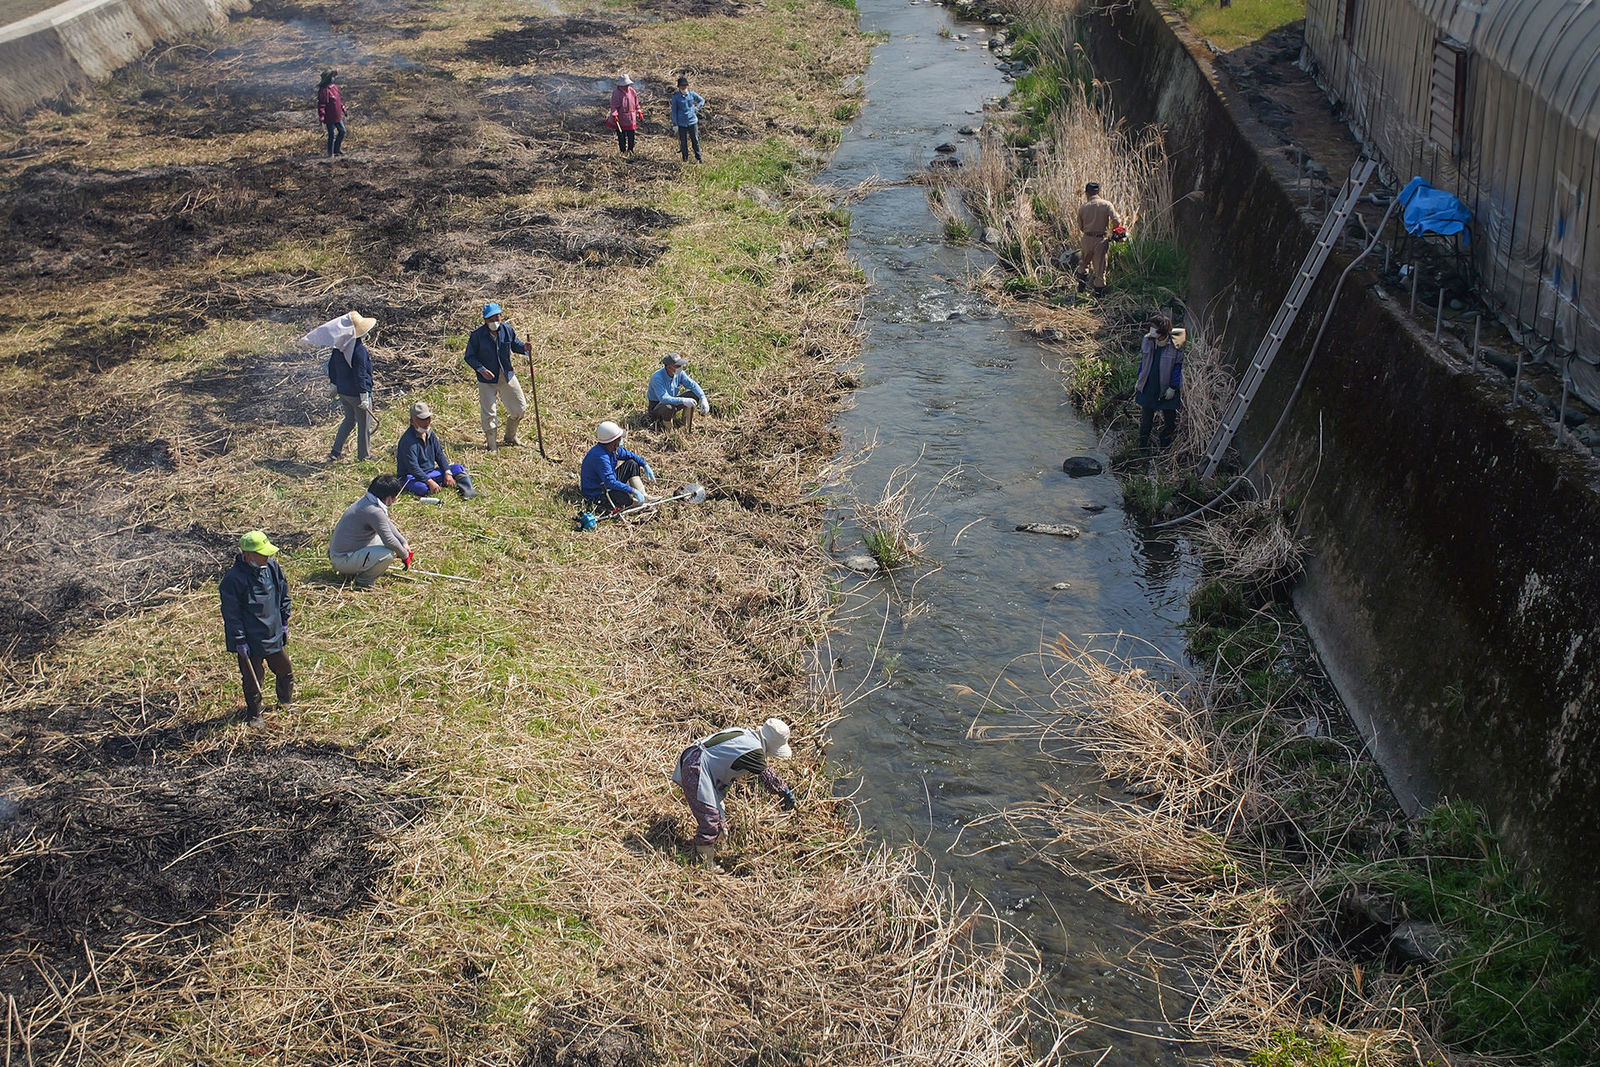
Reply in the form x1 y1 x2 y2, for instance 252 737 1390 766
0 0 885 1061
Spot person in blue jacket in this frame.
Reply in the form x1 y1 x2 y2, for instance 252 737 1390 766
463 302 531 451
396 401 477 498
326 310 376 461
580 420 660 512
1135 313 1185 451
670 75 705 163
647 351 709 430
218 530 293 727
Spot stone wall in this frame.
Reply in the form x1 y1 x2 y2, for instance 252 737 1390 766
1081 1 1600 940
0 0 248 118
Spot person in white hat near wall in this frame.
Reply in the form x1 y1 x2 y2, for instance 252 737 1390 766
646 351 709 431
672 718 798 866
579 420 660 512
608 74 641 155
302 310 377 462
463 302 532 451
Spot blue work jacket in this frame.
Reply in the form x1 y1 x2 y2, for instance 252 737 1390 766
396 426 451 479
580 442 648 500
464 323 529 384
670 90 704 127
647 367 706 408
327 339 373 396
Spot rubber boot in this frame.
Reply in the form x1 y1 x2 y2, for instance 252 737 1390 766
276 671 295 711
694 843 717 868
503 416 522 447
245 694 264 728
629 476 660 505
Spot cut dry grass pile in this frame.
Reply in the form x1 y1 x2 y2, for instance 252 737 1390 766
1191 491 1306 595
0 0 1068 1062
973 633 1436 1066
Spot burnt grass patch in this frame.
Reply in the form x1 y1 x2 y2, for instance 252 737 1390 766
463 16 622 67
490 206 678 265
0 707 426 1016
0 513 233 659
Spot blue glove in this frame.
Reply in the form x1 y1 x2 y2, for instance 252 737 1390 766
633 488 647 504
780 789 797 812
235 641 251 656
642 463 656 483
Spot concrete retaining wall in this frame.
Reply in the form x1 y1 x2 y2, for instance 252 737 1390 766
0 0 249 118
1081 2 1600 940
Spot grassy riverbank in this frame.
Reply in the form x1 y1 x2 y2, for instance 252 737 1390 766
943 1 1600 1063
0 1 1065 1062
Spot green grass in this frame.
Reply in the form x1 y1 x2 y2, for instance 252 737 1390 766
1168 0 1306 51
1249 1031 1356 1067
1069 347 1137 417
1108 233 1188 302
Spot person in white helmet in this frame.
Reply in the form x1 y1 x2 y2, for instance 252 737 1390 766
579 420 659 512
672 718 798 866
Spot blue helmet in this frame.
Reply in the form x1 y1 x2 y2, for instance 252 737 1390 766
482 302 502 319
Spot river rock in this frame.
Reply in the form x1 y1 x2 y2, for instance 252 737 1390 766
982 227 1002 246
1016 523 1082 538
1050 582 1072 590
1388 921 1458 966
959 125 978 135
934 141 958 153
1061 456 1103 477
839 554 879 575
741 185 780 212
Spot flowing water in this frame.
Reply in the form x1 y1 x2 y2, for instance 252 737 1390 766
821 2 1198 1061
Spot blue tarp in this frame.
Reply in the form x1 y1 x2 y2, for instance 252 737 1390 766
1398 176 1473 244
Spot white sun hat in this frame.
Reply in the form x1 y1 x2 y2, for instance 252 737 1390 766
760 718 792 759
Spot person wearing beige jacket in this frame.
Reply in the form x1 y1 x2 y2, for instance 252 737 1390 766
1076 181 1123 293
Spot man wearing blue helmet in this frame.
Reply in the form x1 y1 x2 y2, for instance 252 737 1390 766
464 301 532 452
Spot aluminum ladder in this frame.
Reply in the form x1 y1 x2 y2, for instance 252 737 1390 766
1198 156 1378 480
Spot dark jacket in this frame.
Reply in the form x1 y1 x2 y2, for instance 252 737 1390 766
397 425 450 479
1135 333 1183 411
219 555 290 655
464 323 529 384
327 338 373 397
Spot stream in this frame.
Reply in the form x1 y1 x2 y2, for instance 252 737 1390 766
821 2 1198 1061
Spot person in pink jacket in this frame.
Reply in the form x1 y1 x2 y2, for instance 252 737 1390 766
609 74 641 155
317 70 345 157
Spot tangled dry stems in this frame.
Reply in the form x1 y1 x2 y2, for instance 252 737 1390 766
973 634 1443 1065
1192 492 1308 594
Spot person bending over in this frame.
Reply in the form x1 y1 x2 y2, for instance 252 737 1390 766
672 718 798 866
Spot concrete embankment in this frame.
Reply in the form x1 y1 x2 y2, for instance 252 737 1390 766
1082 1 1600 940
0 0 248 118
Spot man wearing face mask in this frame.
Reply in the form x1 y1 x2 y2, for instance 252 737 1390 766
219 530 293 727
463 301 532 452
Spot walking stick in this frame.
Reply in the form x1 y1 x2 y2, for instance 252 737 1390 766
528 352 557 462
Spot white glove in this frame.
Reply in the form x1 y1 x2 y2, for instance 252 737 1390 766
1162 387 1176 401
698 399 709 415
357 392 372 411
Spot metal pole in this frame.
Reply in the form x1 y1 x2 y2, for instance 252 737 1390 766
1471 316 1481 365
1384 242 1391 275
1409 268 1419 314
1434 289 1445 341
1512 349 1524 406
1558 364 1570 443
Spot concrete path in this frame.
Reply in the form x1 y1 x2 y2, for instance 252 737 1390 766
0 0 64 28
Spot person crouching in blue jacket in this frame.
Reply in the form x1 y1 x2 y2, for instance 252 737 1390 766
647 351 709 431
219 530 293 727
1135 313 1185 452
397 401 477 498
580 420 660 512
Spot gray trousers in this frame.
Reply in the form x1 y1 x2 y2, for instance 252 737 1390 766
332 393 374 460
329 544 396 581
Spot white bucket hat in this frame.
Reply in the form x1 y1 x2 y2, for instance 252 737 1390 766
760 718 792 759
616 74 633 86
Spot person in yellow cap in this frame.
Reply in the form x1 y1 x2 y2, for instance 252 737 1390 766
218 530 293 727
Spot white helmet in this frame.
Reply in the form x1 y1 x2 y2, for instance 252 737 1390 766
760 718 792 759
596 420 625 444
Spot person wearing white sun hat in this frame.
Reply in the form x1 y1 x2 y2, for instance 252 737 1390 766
303 309 377 462
672 718 798 866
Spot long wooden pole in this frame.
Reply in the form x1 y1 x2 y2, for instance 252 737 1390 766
528 352 552 461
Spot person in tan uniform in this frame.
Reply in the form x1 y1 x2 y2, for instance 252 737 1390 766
1076 182 1123 294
